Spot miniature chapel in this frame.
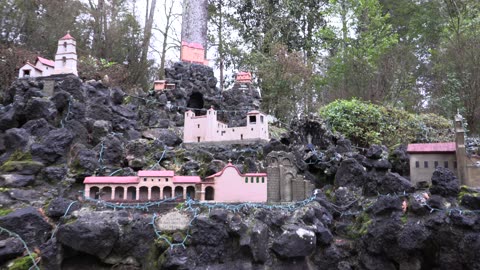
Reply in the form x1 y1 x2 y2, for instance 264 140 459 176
18 32 78 78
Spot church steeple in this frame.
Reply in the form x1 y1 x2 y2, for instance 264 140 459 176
53 31 78 76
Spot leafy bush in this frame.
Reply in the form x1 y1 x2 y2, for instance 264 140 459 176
319 99 453 148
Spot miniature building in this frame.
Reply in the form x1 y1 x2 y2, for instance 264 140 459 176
180 41 208 65
84 164 268 203
266 151 315 202
18 57 55 78
84 170 201 201
408 114 480 187
205 162 267 202
52 32 78 76
18 33 78 78
407 142 457 186
154 80 176 91
236 72 252 84
183 107 269 143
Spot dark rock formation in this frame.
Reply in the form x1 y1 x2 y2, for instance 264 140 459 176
429 167 460 197
0 207 52 247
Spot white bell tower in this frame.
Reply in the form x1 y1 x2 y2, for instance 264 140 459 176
53 32 78 76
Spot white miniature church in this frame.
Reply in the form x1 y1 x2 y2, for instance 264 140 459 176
183 107 269 143
18 32 78 78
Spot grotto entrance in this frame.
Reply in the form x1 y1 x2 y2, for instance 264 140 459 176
187 92 205 115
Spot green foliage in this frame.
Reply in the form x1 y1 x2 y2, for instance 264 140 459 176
346 212 372 239
319 99 453 148
458 185 480 201
8 253 38 270
0 208 13 216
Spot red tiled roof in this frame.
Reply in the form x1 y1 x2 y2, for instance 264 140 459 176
407 142 456 153
84 176 139 184
60 33 74 40
173 176 201 183
138 170 175 177
206 163 267 179
36 56 54 67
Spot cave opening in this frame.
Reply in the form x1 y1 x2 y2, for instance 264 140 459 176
187 92 205 115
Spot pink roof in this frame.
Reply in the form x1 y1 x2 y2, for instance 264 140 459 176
60 33 74 40
407 142 456 153
173 176 202 183
206 163 267 179
247 110 262 115
237 71 251 75
181 41 204 49
138 170 175 177
36 57 54 67
23 62 43 72
84 176 139 184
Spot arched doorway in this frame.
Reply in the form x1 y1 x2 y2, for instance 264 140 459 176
127 186 136 200
174 186 184 199
205 186 214 201
139 187 149 201
114 187 124 200
187 92 205 115
163 186 172 199
151 186 161 200
89 186 100 199
100 187 112 201
186 186 195 200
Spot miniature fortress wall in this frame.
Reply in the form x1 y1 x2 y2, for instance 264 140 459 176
183 107 269 143
266 151 315 202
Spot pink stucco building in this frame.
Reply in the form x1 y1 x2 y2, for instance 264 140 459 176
180 41 208 65
236 72 252 83
84 163 268 203
205 163 267 203
18 32 78 78
183 107 269 143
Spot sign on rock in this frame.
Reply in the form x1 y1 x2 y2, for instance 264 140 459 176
156 211 191 231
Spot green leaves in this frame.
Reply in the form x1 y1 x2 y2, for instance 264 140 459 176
319 99 453 148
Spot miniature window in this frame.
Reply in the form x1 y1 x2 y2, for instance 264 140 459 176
62 56 66 63
424 161 428 168
197 137 201 142
245 177 248 183
262 177 265 183
251 177 254 183
63 41 67 49
251 128 253 131
444 161 448 168
415 161 419 168
260 116 264 123
454 161 457 169
249 115 256 124
197 124 200 128
434 161 438 168
166 178 169 182
143 178 147 181
241 134 243 140
151 179 154 181
256 177 259 183
23 70 30 77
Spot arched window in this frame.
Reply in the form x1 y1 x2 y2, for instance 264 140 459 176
186 186 195 199
174 186 184 199
205 186 214 201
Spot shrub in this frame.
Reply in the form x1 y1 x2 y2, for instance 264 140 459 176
319 99 453 148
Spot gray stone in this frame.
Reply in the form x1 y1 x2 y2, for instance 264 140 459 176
0 174 35 187
272 225 316 258
0 207 53 247
0 238 24 264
